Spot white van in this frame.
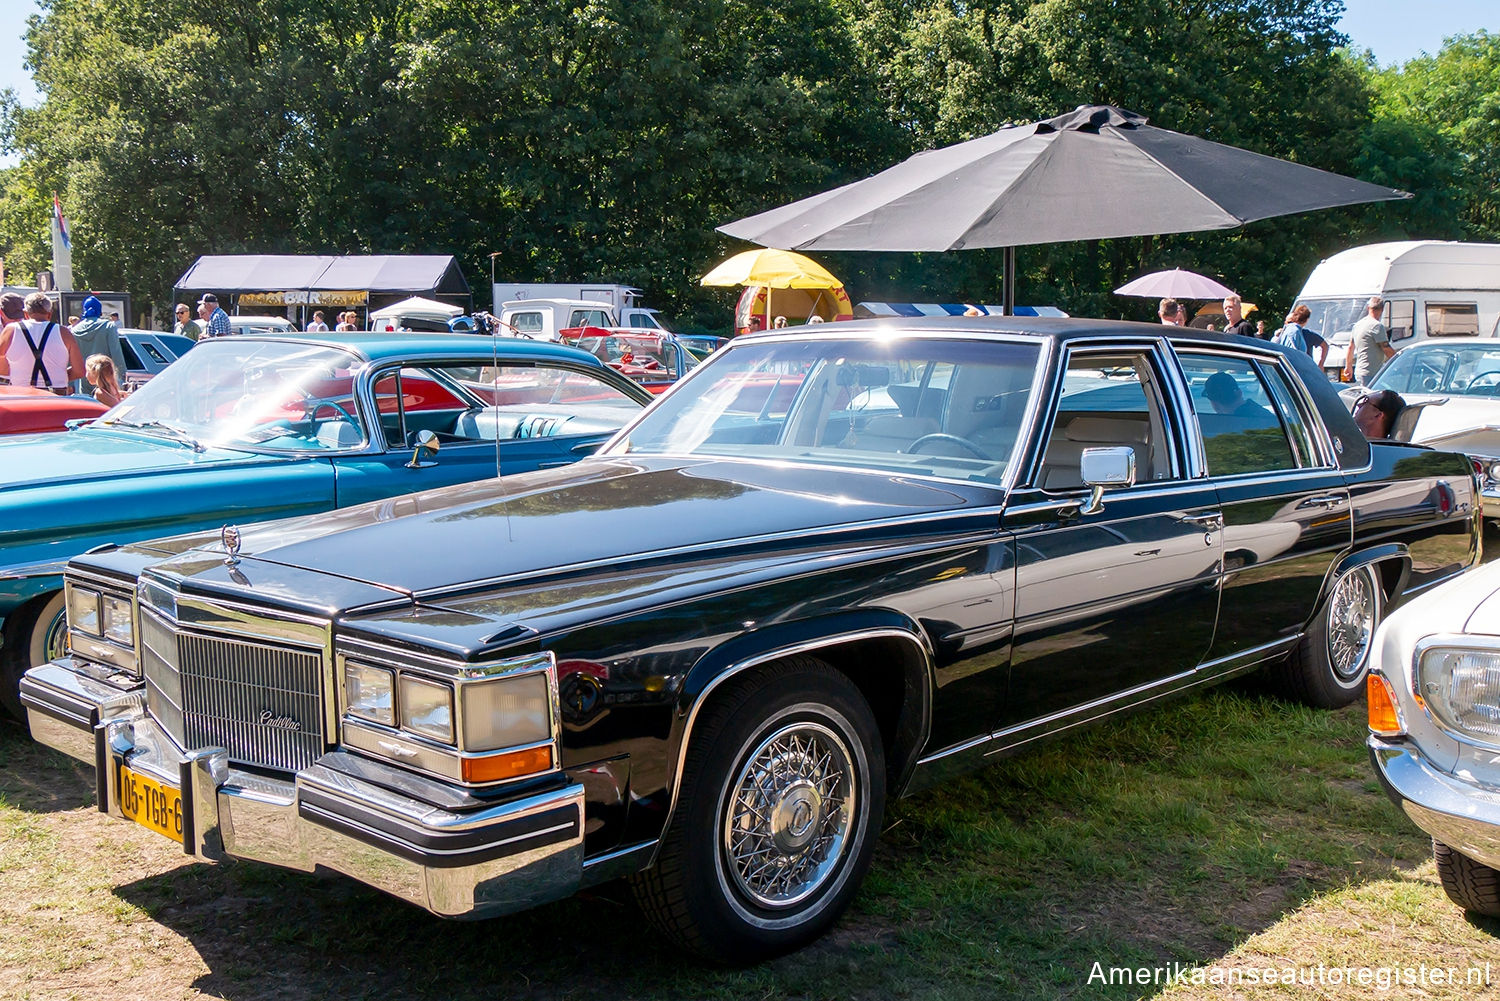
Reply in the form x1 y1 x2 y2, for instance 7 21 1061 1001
1294 241 1500 377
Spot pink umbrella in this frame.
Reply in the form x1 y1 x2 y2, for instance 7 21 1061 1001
1114 268 1234 300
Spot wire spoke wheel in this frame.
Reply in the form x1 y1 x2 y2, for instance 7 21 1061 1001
1326 567 1377 682
721 722 855 909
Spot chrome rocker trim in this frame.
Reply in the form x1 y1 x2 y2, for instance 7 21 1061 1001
23 662 585 920
1370 735 1500 873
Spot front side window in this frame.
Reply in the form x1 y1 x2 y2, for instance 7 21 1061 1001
1034 351 1175 491
1178 353 1297 475
375 362 643 447
609 336 1040 486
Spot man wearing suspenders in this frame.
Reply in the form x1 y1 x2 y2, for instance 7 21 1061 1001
0 292 84 394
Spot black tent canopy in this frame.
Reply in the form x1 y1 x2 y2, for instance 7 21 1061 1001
173 254 472 321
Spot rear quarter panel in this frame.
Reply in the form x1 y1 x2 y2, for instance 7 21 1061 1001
1348 443 1479 595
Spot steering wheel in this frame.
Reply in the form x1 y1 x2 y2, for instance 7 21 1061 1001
905 433 991 460
302 396 360 427
1468 372 1500 394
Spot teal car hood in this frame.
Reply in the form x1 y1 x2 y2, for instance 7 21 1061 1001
0 427 336 580
0 427 260 489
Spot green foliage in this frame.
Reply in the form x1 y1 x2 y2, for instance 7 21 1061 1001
0 1 1492 331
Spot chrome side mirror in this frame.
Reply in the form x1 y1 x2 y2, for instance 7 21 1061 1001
1078 446 1136 515
406 429 440 469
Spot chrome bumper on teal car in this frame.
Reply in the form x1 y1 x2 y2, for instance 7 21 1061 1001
21 660 586 919
1369 735 1500 872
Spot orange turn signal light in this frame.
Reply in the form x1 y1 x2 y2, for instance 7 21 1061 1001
1367 674 1405 737
461 745 553 784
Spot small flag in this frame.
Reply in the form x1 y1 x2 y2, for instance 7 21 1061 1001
53 194 70 250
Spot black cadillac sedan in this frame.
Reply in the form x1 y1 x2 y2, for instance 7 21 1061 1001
23 317 1480 963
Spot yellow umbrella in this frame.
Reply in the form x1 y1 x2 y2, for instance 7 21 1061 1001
701 249 844 330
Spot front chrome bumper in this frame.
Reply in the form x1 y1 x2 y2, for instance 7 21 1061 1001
1369 735 1500 871
21 660 585 919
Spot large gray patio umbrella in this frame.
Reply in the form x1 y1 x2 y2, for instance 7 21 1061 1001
718 105 1411 313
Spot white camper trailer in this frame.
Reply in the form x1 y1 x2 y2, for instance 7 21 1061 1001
1294 241 1500 377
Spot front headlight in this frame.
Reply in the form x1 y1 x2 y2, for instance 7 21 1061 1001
101 594 133 647
400 675 454 743
461 673 551 751
66 584 100 636
1419 645 1500 741
346 663 395 726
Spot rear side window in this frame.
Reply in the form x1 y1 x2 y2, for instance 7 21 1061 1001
1178 354 1297 476
1426 303 1480 337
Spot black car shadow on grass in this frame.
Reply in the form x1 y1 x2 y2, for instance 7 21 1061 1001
93 688 1434 1001
0 717 96 812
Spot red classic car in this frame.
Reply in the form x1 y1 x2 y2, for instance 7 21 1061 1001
0 387 108 435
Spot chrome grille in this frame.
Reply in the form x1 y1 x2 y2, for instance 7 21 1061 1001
142 610 327 773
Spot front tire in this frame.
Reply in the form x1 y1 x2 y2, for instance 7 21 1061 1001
1434 839 1500 916
1273 564 1383 708
631 657 885 963
1 590 67 720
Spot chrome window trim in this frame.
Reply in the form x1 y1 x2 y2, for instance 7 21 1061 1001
1169 345 1341 473
1020 338 1188 487
1412 633 1500 752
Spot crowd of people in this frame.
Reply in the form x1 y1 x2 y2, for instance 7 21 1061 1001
1155 290 1408 439
0 291 126 406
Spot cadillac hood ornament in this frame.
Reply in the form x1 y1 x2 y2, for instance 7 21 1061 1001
221 524 242 565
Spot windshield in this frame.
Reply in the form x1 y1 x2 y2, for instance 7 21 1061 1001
1373 344 1500 398
606 336 1041 485
97 339 367 451
1298 297 1369 342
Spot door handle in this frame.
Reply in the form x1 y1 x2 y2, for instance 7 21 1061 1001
1300 494 1345 509
1179 512 1224 529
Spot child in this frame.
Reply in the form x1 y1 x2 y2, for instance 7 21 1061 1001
85 353 124 407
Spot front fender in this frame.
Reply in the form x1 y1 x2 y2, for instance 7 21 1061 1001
652 609 936 865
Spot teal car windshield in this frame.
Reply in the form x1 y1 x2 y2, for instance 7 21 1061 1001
97 340 367 451
611 336 1040 484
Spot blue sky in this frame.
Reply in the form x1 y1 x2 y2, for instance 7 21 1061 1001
1 1 1497 109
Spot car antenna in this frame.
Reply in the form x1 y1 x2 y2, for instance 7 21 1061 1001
489 315 514 543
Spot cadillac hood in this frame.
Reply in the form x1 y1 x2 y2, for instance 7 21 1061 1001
153 457 1006 617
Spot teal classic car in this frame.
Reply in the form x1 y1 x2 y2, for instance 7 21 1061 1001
0 332 651 716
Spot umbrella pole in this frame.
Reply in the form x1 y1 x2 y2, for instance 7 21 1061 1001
1002 247 1016 316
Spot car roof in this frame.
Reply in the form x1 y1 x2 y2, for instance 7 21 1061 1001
734 314 1268 348
222 331 607 366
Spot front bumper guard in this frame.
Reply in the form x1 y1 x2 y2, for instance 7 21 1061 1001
1370 735 1500 872
22 661 585 919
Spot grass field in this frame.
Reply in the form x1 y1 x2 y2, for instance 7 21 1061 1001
4 675 1500 1001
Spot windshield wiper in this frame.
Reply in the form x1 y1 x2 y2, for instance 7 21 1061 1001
102 417 207 452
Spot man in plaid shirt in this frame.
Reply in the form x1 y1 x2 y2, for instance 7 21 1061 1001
197 294 231 337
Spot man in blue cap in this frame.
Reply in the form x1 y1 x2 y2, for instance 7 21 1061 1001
70 294 127 395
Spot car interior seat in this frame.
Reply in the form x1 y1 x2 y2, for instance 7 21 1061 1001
1039 415 1151 490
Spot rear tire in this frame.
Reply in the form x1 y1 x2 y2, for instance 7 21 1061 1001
631 656 885 963
1434 839 1500 916
1 590 66 720
1272 564 1382 708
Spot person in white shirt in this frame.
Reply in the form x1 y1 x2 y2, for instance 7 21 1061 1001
0 292 83 392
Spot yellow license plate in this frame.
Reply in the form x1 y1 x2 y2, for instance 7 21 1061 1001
116 760 184 844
